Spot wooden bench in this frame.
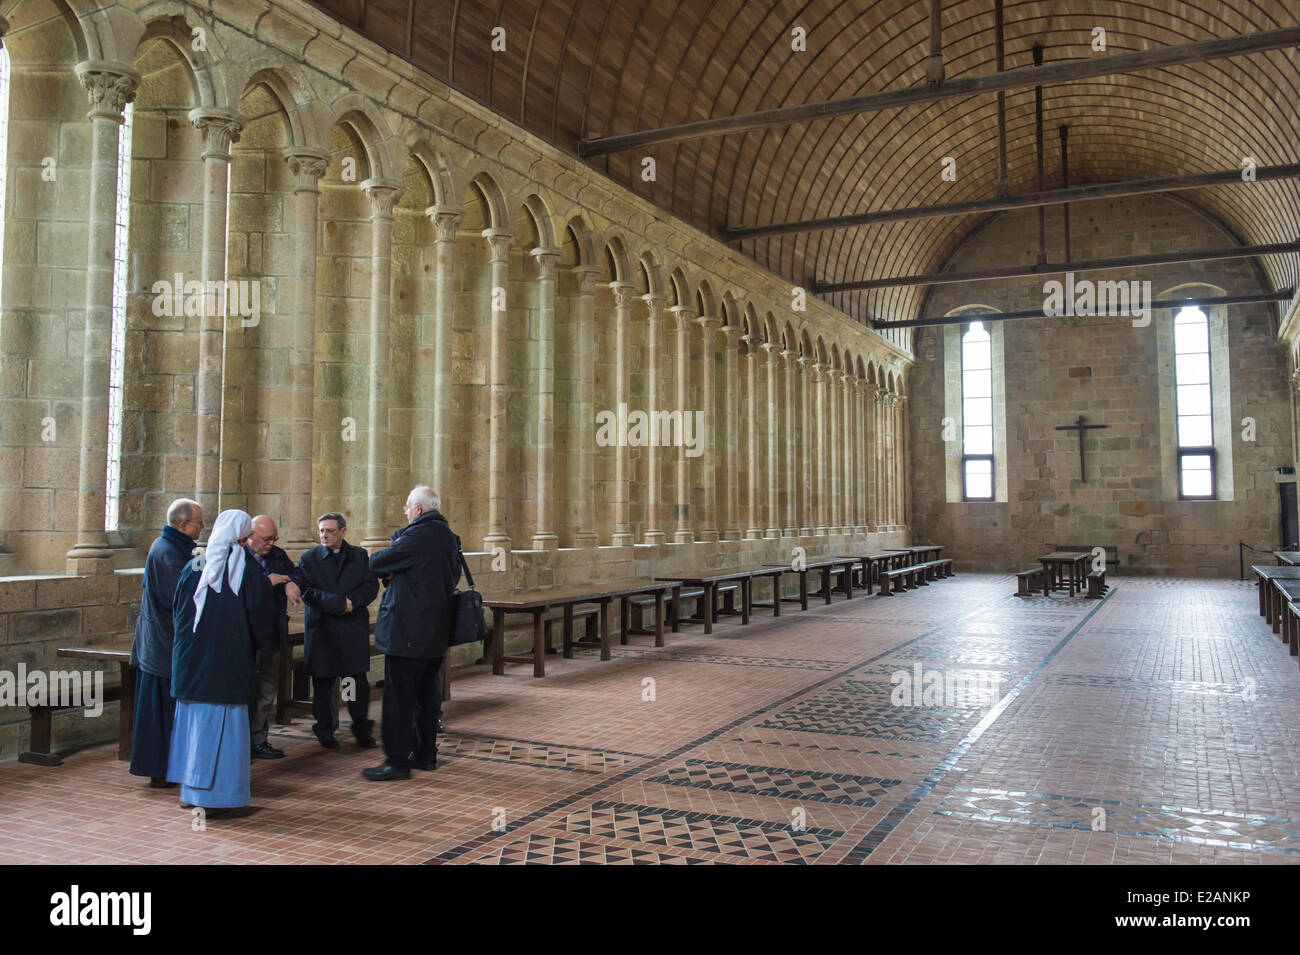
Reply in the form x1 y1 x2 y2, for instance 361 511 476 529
629 582 738 633
1086 569 1109 598
878 559 953 595
1015 568 1043 596
21 668 127 767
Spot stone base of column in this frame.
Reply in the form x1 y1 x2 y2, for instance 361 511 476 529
724 527 743 540
815 526 828 536
799 526 814 536
782 526 798 537
643 530 667 545
695 529 719 543
764 527 780 539
856 524 869 533
65 547 114 576
744 528 763 540
531 533 560 551
359 535 391 553
283 536 321 558
571 532 599 548
610 532 636 547
672 529 694 544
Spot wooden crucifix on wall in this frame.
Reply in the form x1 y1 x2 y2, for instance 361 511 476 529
1055 415 1109 483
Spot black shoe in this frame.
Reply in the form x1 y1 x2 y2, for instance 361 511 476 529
314 730 340 750
362 763 410 781
149 777 178 789
437 718 445 733
412 758 437 771
251 741 285 760
355 736 377 750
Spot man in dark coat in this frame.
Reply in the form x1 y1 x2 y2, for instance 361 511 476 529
363 485 462 781
245 515 301 760
296 512 379 749
127 498 204 787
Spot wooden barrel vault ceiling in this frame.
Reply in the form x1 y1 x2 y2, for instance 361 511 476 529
309 0 1300 353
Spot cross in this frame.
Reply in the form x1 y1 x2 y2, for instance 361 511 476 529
1054 415 1109 483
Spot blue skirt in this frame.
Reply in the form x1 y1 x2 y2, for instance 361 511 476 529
166 701 251 808
128 670 175 779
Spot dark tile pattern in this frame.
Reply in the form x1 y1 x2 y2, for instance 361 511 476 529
644 758 903 807
756 680 980 742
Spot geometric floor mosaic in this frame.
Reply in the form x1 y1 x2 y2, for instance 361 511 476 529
643 758 903 807
754 680 980 742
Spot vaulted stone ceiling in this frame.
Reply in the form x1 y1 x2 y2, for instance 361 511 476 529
310 0 1300 350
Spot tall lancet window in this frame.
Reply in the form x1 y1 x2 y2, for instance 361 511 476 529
1174 305 1215 499
105 102 133 531
961 320 994 500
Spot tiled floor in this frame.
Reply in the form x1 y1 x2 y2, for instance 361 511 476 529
4 574 1299 864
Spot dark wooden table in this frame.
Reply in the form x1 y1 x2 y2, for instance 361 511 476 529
904 544 943 565
55 642 133 762
863 551 911 590
1038 551 1090 597
766 561 829 610
484 579 671 677
1275 551 1300 566
1252 565 1300 625
1273 578 1300 655
655 568 782 633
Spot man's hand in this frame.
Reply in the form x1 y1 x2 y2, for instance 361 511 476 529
268 573 291 586
285 581 302 606
345 598 353 613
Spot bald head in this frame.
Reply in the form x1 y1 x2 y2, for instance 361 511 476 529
248 515 279 556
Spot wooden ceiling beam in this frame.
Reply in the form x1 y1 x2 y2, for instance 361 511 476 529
579 27 1300 157
814 240 1300 293
725 163 1300 240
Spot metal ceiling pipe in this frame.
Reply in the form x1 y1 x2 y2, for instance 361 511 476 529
579 26 1300 156
814 240 1300 292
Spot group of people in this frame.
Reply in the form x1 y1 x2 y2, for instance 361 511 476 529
126 486 465 815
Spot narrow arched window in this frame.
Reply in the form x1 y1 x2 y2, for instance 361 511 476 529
104 102 133 531
961 320 994 500
1174 305 1215 499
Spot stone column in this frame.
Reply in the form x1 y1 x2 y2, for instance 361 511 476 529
842 371 856 531
743 334 762 539
762 343 780 539
898 394 909 528
427 204 463 500
569 265 601 547
722 326 742 539
669 306 695 543
856 379 870 532
799 355 813 536
694 314 721 542
813 362 828 536
482 229 514 552
642 294 668 545
826 367 841 535
782 349 798 536
189 107 243 515
281 149 329 551
609 282 638 546
874 388 887 531
885 394 898 528
358 178 402 550
67 61 139 574
530 248 561 550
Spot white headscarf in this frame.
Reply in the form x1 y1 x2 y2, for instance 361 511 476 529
192 509 252 631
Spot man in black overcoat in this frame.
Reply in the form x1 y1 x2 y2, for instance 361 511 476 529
245 515 301 759
296 512 380 749
363 485 462 781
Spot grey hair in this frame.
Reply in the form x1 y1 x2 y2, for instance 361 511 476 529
316 512 346 529
409 485 440 512
166 498 201 527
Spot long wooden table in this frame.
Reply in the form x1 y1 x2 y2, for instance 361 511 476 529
903 544 943 565
767 560 836 609
1275 551 1300 566
484 578 672 677
1038 551 1089 597
1252 565 1300 626
50 642 133 764
1273 579 1300 656
655 568 784 634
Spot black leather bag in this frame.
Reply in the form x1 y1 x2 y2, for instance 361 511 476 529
451 552 486 646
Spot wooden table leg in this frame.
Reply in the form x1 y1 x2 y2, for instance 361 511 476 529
799 570 808 610
844 565 853 599
740 578 751 625
532 610 547 678
822 567 832 605
1273 583 1282 634
118 662 135 761
1258 577 1266 616
492 609 506 675
704 583 715 634
562 604 574 658
620 597 630 646
654 591 665 647
670 585 681 633
1041 562 1050 597
771 574 781 617
600 599 612 660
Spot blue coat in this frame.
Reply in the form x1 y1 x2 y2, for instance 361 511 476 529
297 542 379 677
172 557 277 705
128 525 194 679
369 511 462 659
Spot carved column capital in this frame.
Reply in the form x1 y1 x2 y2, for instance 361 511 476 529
609 281 639 310
361 177 403 219
426 204 464 242
189 107 243 161
530 246 561 279
642 292 668 322
285 148 330 194
668 305 698 330
720 324 743 348
0 16 10 47
74 60 140 122
572 265 602 296
482 228 514 262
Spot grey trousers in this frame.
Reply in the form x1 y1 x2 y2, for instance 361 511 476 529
248 645 280 746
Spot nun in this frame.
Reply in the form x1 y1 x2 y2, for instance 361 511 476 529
166 509 276 813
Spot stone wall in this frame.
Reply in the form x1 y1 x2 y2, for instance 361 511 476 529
909 194 1292 576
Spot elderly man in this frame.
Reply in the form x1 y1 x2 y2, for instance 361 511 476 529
297 512 379 749
128 498 203 787
363 486 462 781
245 515 301 760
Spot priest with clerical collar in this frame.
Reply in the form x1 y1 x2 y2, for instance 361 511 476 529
167 509 277 815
